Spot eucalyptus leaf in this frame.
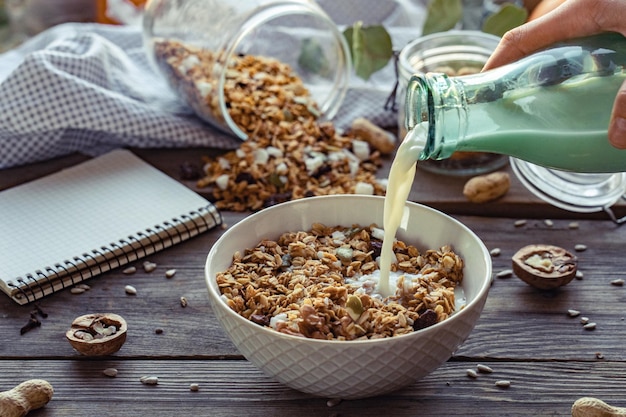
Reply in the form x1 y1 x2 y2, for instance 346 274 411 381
422 0 463 36
343 22 393 80
298 38 330 77
481 4 528 37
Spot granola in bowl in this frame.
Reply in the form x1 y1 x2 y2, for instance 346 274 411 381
205 195 492 399
217 223 464 340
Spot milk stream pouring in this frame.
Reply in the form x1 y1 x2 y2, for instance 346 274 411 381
404 33 626 173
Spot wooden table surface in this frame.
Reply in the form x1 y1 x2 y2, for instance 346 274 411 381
2 148 626 416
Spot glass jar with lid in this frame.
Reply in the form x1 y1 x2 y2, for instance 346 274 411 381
397 30 509 176
142 0 351 140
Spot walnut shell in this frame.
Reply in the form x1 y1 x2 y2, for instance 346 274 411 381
66 313 127 356
512 244 578 290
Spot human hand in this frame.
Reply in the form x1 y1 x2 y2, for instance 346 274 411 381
482 0 626 149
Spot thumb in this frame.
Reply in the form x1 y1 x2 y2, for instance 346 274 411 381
609 79 626 149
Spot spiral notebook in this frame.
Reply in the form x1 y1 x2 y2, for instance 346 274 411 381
0 149 222 305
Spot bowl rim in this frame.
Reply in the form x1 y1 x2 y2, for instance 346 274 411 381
205 195 492 346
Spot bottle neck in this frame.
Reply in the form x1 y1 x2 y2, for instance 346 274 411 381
405 73 467 161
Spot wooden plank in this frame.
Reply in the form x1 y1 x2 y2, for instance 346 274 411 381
1 359 625 416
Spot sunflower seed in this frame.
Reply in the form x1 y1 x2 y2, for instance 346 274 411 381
140 376 159 385
476 364 493 374
180 296 188 308
496 269 513 279
490 248 501 257
567 309 581 317
574 244 587 252
327 398 342 407
514 219 527 227
103 368 118 377
544 219 553 227
611 279 625 286
143 261 157 273
568 222 579 229
466 369 479 379
575 270 584 280
165 269 177 278
125 285 137 295
189 383 200 392
495 380 511 388
583 322 597 330
122 266 137 275
70 287 86 294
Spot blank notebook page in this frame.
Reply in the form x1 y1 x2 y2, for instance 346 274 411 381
0 149 213 287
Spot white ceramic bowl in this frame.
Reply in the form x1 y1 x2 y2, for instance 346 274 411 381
205 195 491 399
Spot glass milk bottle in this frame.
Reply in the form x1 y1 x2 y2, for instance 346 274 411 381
404 32 626 174
397 30 509 176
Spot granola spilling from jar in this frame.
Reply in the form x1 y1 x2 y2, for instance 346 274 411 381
153 40 389 211
216 223 464 340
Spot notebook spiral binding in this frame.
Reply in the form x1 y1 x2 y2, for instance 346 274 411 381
9 204 222 305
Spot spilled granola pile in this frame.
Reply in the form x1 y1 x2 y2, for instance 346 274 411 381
216 223 464 340
154 40 390 211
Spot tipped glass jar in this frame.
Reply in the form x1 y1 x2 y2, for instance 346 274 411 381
404 33 626 215
143 0 351 140
398 30 509 176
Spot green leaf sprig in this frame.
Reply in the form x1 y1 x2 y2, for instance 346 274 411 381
343 21 393 80
344 0 528 80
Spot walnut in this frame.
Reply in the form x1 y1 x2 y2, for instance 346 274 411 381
65 313 127 356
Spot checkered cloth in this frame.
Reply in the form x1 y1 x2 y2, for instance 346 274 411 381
0 0 430 169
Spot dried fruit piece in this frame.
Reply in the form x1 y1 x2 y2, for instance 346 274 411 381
512 244 578 290
65 313 127 356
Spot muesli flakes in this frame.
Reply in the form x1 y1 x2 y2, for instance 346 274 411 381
216 223 464 340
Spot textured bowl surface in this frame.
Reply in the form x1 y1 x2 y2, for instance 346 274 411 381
205 195 491 399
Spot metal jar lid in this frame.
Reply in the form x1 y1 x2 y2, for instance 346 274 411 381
510 157 626 221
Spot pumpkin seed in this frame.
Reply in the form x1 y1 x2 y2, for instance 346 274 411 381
345 295 364 321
